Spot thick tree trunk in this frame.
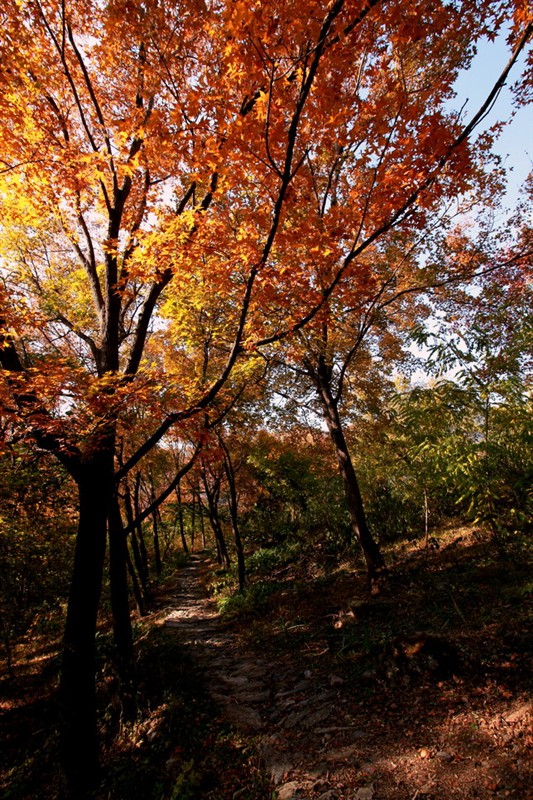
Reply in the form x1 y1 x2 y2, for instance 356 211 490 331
59 454 112 795
317 375 385 586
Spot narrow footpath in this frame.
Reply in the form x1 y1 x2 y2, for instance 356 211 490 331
163 554 532 800
164 554 371 800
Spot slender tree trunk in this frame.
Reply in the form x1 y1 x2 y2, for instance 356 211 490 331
152 504 162 575
202 472 231 569
124 482 149 595
126 543 146 616
316 374 385 586
130 528 148 595
108 499 136 720
1 620 15 680
133 473 150 577
424 487 430 555
176 483 189 554
59 453 112 795
221 442 246 591
197 491 206 549
190 491 196 552
149 475 162 576
227 494 246 590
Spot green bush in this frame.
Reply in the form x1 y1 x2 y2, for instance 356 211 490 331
217 581 283 618
246 542 302 576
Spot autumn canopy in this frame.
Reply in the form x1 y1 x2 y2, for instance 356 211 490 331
0 0 530 789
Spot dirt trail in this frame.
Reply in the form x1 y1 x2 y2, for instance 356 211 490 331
164 554 364 799
164 554 532 800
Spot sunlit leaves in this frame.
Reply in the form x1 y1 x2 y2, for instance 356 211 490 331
0 0 529 472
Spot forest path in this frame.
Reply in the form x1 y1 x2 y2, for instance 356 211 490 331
163 553 532 800
164 553 367 800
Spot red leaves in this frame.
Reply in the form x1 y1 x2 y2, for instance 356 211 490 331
0 0 529 473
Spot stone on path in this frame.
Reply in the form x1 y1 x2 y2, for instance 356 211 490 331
276 780 314 799
164 555 370 798
354 785 374 800
224 703 264 730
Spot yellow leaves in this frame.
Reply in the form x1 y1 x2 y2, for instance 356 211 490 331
0 0 527 461
224 0 256 37
307 243 335 259
253 90 269 122
511 0 533 33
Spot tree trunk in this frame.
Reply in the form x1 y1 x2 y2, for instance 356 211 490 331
152 507 162 575
197 491 206 549
202 472 231 569
317 374 385 586
1 619 15 680
59 454 112 795
126 543 147 616
130 528 149 597
133 473 150 577
108 499 136 720
124 482 149 595
424 487 430 555
150 478 162 576
222 442 246 591
176 482 189 554
227 493 246 590
190 490 196 552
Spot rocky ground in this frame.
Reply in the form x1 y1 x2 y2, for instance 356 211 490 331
164 553 532 800
2 537 531 799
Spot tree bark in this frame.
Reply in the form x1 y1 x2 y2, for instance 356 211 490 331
108 499 136 720
190 490 196 552
126 543 147 616
176 482 189 554
59 452 112 795
316 370 385 586
221 441 246 591
152 507 162 575
124 482 149 595
197 490 206 549
133 473 150 577
227 492 246 590
202 471 231 569
150 477 162 576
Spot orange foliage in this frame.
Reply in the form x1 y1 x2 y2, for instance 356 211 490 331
0 0 530 467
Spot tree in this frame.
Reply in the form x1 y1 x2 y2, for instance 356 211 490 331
267 213 528 583
0 445 75 676
0 0 530 789
413 230 533 543
243 427 349 550
348 215 533 545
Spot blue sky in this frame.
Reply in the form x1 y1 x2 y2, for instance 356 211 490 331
451 33 532 209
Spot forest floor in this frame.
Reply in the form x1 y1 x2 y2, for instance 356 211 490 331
1 529 532 799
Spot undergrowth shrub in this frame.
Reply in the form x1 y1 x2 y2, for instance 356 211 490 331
217 581 284 618
246 542 302 576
